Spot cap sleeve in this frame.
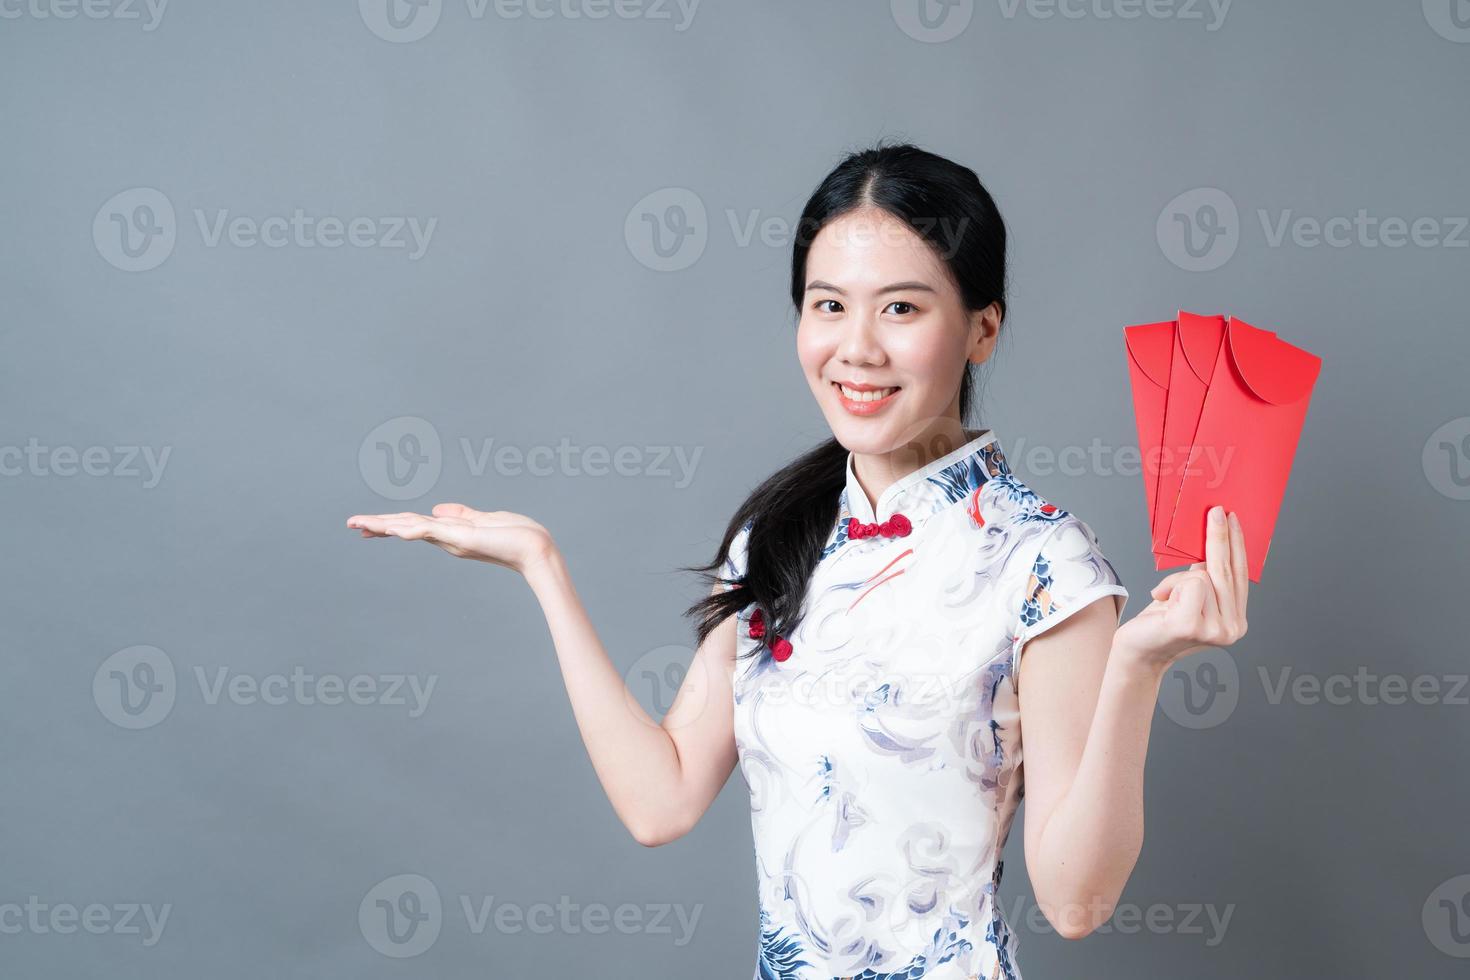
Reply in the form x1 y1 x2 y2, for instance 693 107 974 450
1010 514 1129 678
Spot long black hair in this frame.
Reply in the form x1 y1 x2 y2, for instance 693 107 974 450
681 140 1009 659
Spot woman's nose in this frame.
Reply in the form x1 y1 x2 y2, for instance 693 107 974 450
837 313 885 365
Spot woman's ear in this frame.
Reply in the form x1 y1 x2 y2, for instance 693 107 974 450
967 301 1002 365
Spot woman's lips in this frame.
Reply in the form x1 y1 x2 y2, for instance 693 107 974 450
832 381 901 416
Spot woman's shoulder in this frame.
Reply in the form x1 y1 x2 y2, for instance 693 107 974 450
970 472 1128 610
973 470 1072 533
967 472 1121 572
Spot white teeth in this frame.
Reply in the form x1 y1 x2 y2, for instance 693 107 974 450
837 383 898 402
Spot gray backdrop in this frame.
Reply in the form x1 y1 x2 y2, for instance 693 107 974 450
4 1 1469 977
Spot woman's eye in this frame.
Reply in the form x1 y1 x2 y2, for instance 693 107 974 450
815 299 842 314
886 301 918 316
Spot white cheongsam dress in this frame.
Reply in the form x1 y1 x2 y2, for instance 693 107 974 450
725 429 1130 980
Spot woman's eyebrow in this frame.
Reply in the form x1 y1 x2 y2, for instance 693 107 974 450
805 280 937 295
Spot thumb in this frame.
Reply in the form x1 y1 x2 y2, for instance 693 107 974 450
432 502 474 519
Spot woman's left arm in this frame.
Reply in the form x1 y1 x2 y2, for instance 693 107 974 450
1018 505 1250 939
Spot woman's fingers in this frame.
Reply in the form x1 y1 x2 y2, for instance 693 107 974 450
1229 512 1249 622
348 513 444 543
347 512 423 528
1203 505 1240 635
1150 566 1202 599
1167 570 1222 645
346 514 398 533
381 517 436 542
1164 572 1206 626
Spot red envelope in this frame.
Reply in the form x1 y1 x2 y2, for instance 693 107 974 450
1153 311 1226 562
1163 316 1322 582
1122 319 1179 562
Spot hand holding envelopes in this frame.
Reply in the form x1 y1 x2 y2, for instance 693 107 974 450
1124 311 1322 582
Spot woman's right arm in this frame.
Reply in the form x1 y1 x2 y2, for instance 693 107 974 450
344 502 740 848
524 548 741 846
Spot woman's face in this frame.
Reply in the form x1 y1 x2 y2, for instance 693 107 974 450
796 207 999 461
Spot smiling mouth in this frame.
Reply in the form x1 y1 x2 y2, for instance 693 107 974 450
832 381 901 402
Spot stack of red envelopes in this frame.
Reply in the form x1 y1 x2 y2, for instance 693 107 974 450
1124 311 1322 582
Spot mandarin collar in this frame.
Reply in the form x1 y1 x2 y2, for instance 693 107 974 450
841 428 1009 528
